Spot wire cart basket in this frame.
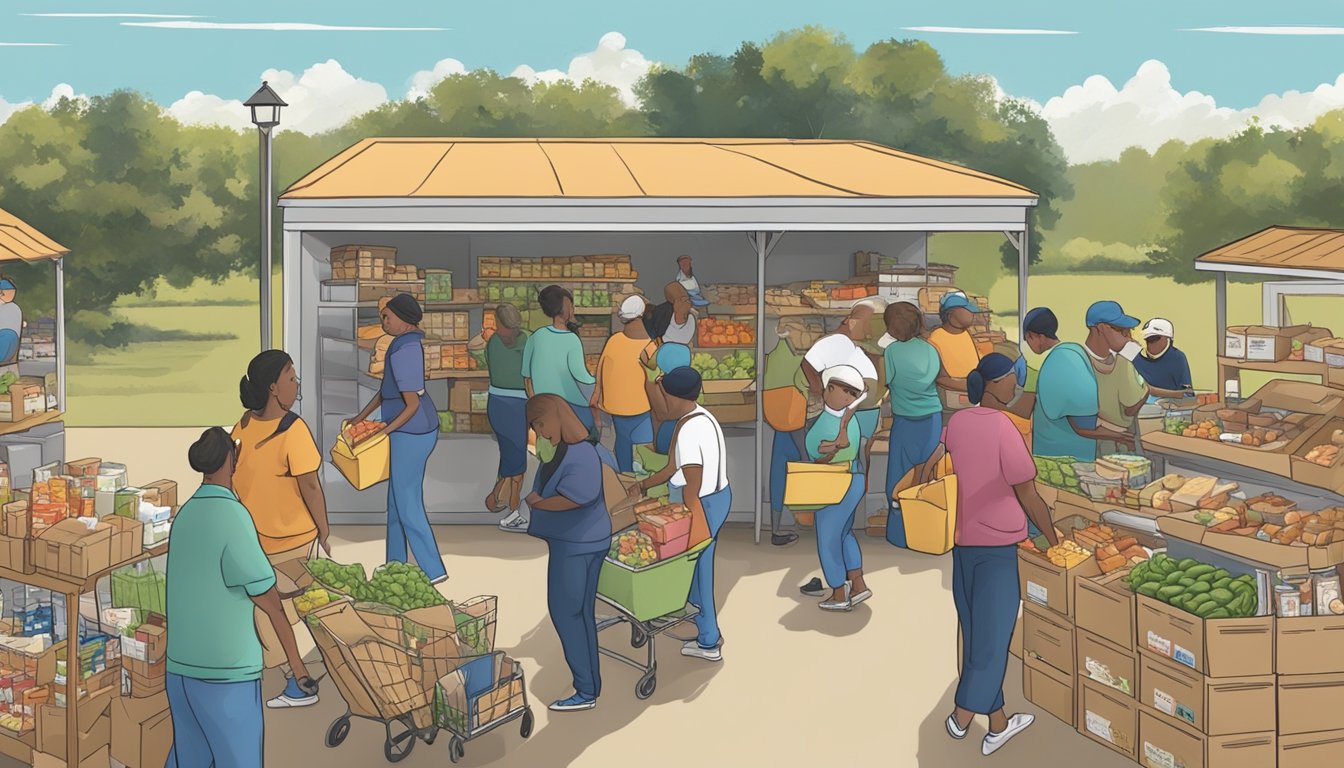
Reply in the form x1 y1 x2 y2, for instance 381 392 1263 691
304 594 532 763
595 537 710 699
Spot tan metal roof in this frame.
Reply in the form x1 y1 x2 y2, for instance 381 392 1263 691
281 138 1037 201
0 207 68 263
1197 226 1344 276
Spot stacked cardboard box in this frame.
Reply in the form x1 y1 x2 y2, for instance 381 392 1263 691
422 311 471 342
330 245 398 282
1073 570 1142 758
1275 615 1344 766
0 377 46 423
477 255 634 280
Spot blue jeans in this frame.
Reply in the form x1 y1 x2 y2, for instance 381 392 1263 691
687 485 732 648
816 473 865 588
165 673 263 768
610 412 654 474
570 403 595 432
387 430 447 581
952 545 1019 714
885 413 943 548
487 392 528 478
769 428 805 532
546 541 605 700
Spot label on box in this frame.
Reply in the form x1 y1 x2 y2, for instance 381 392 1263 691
122 637 146 662
1153 688 1175 716
1146 631 1172 657
1144 742 1177 768
1172 643 1196 670
1086 710 1114 744
1026 581 1048 605
1176 703 1195 725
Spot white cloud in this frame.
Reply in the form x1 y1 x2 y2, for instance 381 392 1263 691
168 60 388 135
0 97 30 125
1033 60 1344 163
0 43 63 47
512 32 654 105
24 12 204 18
122 21 446 32
41 83 87 110
406 58 467 100
1187 26 1344 36
903 26 1076 35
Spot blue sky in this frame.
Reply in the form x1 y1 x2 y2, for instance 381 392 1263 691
4 0 1344 107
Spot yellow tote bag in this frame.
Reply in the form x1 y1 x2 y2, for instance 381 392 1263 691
784 462 852 507
891 453 954 502
897 475 958 555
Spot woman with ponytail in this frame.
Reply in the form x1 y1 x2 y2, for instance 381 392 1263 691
916 353 1056 756
231 349 328 709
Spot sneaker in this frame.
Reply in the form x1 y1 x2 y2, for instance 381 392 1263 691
819 582 853 612
799 577 826 597
430 574 449 586
946 714 968 740
851 588 873 607
681 641 723 662
266 677 318 709
771 532 799 546
498 509 529 534
549 693 596 712
982 714 1034 756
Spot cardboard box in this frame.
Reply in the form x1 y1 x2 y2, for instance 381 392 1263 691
62 458 100 478
1277 615 1344 674
140 481 177 510
124 658 165 698
1022 602 1075 676
1279 729 1344 768
1076 570 1138 651
3 499 29 538
1290 327 1334 361
1138 651 1275 735
1136 595 1275 677
33 518 113 578
1078 629 1137 697
1224 326 1249 360
1277 672 1344 735
133 620 165 664
0 377 45 422
1018 526 1102 618
110 692 172 768
1077 675 1139 759
1139 708 1276 768
32 745 109 768
1245 324 1309 362
1290 416 1344 494
101 516 144 564
36 688 112 760
1306 336 1335 364
1022 654 1074 727
448 381 487 414
0 534 25 570
699 378 756 407
1159 509 1344 570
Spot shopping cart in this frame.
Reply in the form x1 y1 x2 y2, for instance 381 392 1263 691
305 595 532 764
595 538 711 699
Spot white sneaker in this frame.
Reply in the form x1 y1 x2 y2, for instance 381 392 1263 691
498 509 529 533
680 640 723 662
819 581 853 612
851 588 873 607
946 714 968 740
982 713 1034 756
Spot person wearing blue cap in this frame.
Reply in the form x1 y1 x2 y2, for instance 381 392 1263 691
1083 301 1146 457
916 353 1057 756
928 292 983 402
1022 307 1132 463
0 276 22 366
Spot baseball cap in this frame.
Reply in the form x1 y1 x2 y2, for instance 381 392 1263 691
821 364 866 394
0 279 15 292
1142 318 1174 340
939 291 975 314
618 295 647 321
1085 300 1140 329
1022 307 1059 340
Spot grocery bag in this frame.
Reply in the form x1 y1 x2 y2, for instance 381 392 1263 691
762 387 807 432
897 475 958 555
783 462 851 507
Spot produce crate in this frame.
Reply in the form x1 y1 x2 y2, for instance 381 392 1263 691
597 538 710 622
424 269 453 302
422 311 470 342
358 280 425 303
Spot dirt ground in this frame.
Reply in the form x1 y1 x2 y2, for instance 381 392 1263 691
19 428 1139 768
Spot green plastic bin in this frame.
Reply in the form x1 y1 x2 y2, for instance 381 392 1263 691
597 538 710 622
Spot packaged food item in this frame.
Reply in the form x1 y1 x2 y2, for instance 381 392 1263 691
1276 584 1300 617
1314 569 1342 615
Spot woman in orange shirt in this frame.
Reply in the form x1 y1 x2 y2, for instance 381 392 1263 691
232 350 331 710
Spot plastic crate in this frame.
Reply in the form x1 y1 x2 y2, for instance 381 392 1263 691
597 538 709 622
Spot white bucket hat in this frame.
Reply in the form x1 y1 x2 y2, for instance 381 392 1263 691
822 364 866 395
618 295 647 322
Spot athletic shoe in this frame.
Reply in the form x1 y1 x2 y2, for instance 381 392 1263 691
681 641 723 662
266 677 318 709
982 714 1034 756
850 588 873 607
431 574 449 586
772 532 799 546
498 509 529 533
549 693 596 712
819 582 853 612
799 577 826 597
946 714 968 740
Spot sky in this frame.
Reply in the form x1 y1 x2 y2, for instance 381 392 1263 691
6 1 1344 162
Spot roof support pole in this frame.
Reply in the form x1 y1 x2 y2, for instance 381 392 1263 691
1008 228 1029 342
747 231 784 545
1214 271 1228 354
55 256 66 411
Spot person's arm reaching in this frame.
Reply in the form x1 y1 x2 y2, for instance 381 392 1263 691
353 393 382 425
1069 416 1134 450
1014 482 1058 548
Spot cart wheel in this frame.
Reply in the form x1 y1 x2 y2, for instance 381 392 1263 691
325 716 350 748
630 626 648 648
449 736 466 762
383 717 417 763
520 708 535 738
636 669 657 700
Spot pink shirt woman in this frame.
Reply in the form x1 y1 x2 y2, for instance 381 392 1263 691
943 407 1037 546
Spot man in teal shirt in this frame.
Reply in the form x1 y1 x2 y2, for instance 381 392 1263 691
166 427 315 768
522 285 597 434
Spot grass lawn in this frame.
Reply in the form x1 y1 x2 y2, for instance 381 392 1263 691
61 273 1342 427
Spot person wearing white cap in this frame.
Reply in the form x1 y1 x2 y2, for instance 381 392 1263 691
1133 317 1194 399
591 295 659 473
802 364 873 612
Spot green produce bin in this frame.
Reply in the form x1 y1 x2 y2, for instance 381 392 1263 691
598 538 710 622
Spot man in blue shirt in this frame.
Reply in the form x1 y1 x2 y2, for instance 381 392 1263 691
1132 317 1194 399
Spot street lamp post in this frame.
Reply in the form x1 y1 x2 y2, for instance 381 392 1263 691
245 81 287 351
